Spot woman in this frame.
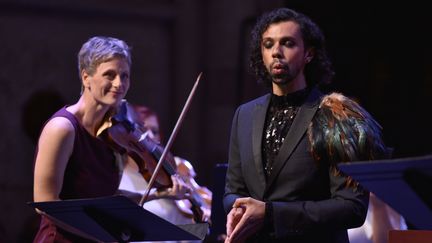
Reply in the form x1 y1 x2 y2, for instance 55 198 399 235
32 36 190 242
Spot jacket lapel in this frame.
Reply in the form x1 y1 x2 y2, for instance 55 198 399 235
265 88 322 192
252 94 271 194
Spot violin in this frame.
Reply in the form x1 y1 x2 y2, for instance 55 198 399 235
175 157 212 222
104 100 207 223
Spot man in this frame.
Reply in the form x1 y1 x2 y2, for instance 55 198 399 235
224 8 387 243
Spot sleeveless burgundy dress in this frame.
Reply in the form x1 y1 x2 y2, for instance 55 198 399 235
33 108 120 243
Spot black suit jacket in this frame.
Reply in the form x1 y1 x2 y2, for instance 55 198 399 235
223 88 369 243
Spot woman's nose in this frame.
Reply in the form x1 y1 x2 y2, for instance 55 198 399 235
112 76 121 88
113 75 128 89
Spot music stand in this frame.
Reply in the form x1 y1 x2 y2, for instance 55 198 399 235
28 195 209 242
338 154 432 229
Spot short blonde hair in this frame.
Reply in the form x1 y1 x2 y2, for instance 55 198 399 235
78 36 132 92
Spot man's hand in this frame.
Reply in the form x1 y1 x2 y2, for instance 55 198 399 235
226 206 245 238
225 197 266 243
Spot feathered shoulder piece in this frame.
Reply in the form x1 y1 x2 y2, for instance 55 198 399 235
308 92 388 167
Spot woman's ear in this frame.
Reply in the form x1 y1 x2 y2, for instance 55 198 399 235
81 70 91 89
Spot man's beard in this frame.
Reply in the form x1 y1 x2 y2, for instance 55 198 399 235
267 61 295 85
269 67 294 85
270 70 294 85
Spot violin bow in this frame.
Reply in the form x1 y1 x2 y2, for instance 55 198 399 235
139 72 203 206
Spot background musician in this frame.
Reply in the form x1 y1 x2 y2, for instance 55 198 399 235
119 104 212 243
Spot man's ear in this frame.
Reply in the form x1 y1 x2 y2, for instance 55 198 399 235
305 48 315 63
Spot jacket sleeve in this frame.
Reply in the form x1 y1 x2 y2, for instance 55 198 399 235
271 169 369 237
223 106 250 213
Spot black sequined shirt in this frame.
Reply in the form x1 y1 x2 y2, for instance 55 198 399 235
262 88 310 178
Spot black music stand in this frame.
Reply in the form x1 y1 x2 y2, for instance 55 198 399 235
338 154 432 230
28 195 209 242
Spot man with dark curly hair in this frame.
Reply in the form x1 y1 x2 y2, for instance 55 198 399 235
223 8 388 243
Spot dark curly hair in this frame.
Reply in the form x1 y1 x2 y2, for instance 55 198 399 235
250 8 334 87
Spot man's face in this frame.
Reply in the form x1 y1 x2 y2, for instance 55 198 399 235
261 21 311 90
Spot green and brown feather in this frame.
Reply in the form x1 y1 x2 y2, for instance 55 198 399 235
308 93 388 188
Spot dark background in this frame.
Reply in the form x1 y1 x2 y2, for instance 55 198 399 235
0 0 431 242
